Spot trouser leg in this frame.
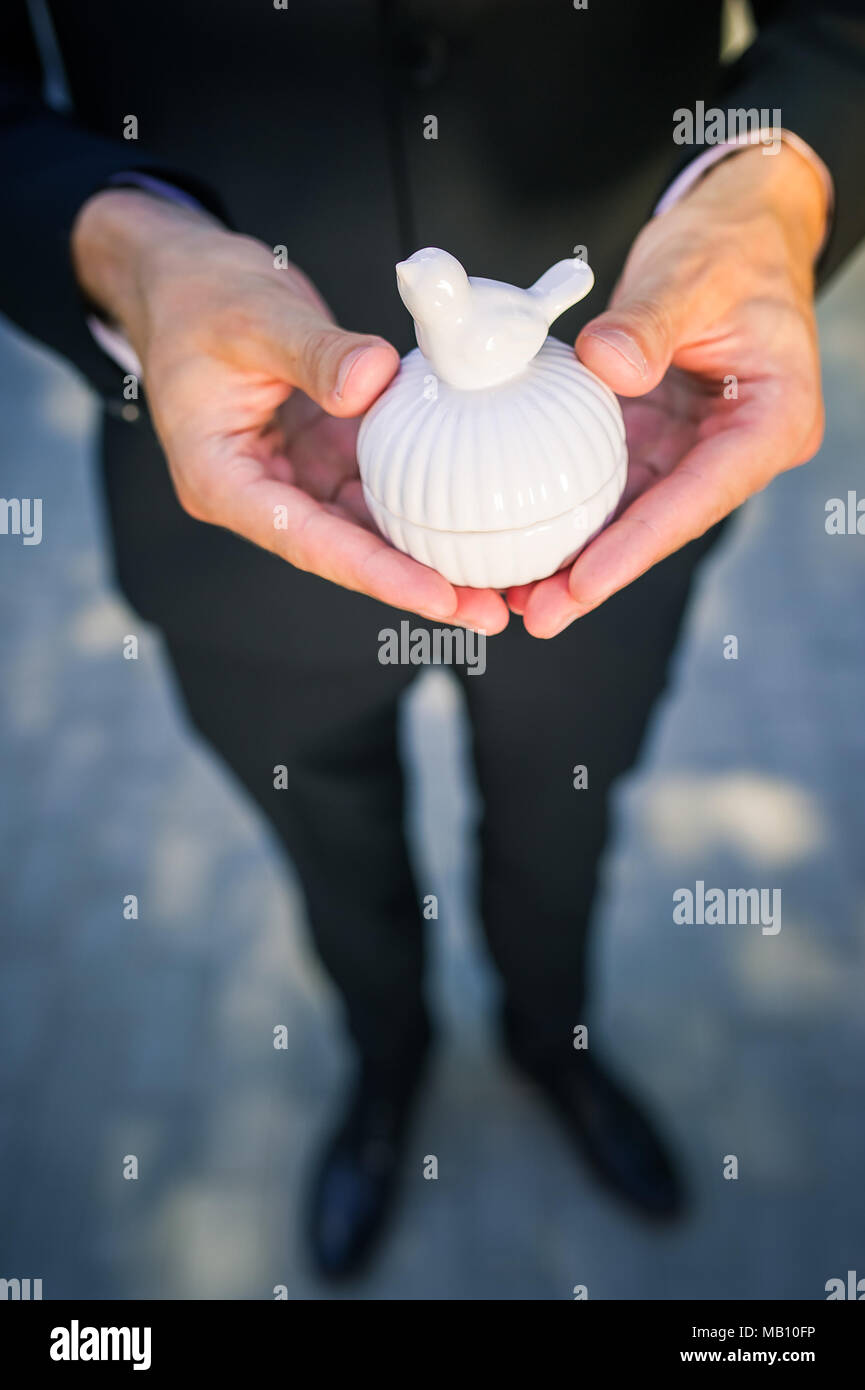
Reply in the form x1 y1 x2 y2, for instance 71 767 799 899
163 638 431 1079
459 525 728 1064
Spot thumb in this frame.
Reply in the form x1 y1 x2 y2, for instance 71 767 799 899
260 298 400 417
576 292 681 397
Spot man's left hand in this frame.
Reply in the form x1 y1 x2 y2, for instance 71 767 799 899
509 142 829 637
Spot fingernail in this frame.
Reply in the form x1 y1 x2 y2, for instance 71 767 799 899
335 346 373 400
584 328 648 378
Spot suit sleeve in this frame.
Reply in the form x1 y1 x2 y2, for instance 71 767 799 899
726 0 865 285
0 1 228 399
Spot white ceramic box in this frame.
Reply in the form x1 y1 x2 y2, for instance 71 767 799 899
358 248 627 590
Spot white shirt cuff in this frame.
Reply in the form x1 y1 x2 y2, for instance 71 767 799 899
88 313 143 378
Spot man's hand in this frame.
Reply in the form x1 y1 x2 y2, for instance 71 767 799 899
508 142 829 637
71 190 510 634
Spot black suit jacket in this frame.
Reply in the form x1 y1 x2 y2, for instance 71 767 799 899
1 0 864 658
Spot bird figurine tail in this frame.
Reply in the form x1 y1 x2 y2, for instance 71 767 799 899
528 257 595 327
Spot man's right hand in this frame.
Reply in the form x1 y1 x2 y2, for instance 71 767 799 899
71 190 509 632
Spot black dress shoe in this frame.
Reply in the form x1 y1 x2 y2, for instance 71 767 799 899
506 1045 686 1220
307 1060 425 1280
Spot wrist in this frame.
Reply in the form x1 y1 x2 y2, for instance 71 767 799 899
71 188 224 347
684 143 828 266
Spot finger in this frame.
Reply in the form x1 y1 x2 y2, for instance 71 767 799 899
249 473 509 629
450 586 510 635
506 570 570 615
206 466 458 618
505 583 532 615
518 568 574 639
577 298 682 396
521 418 789 638
257 298 400 418
208 466 502 633
575 245 707 396
322 476 510 633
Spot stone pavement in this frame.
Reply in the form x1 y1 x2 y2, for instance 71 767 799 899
1 250 864 1301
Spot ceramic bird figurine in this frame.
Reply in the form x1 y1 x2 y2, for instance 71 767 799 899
395 247 596 390
357 247 627 590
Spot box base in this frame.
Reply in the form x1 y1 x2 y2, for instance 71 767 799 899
362 462 625 589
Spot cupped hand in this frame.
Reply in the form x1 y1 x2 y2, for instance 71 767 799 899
72 190 510 634
509 143 829 637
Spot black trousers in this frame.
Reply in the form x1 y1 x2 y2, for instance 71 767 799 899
100 411 725 1082
160 545 726 1082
